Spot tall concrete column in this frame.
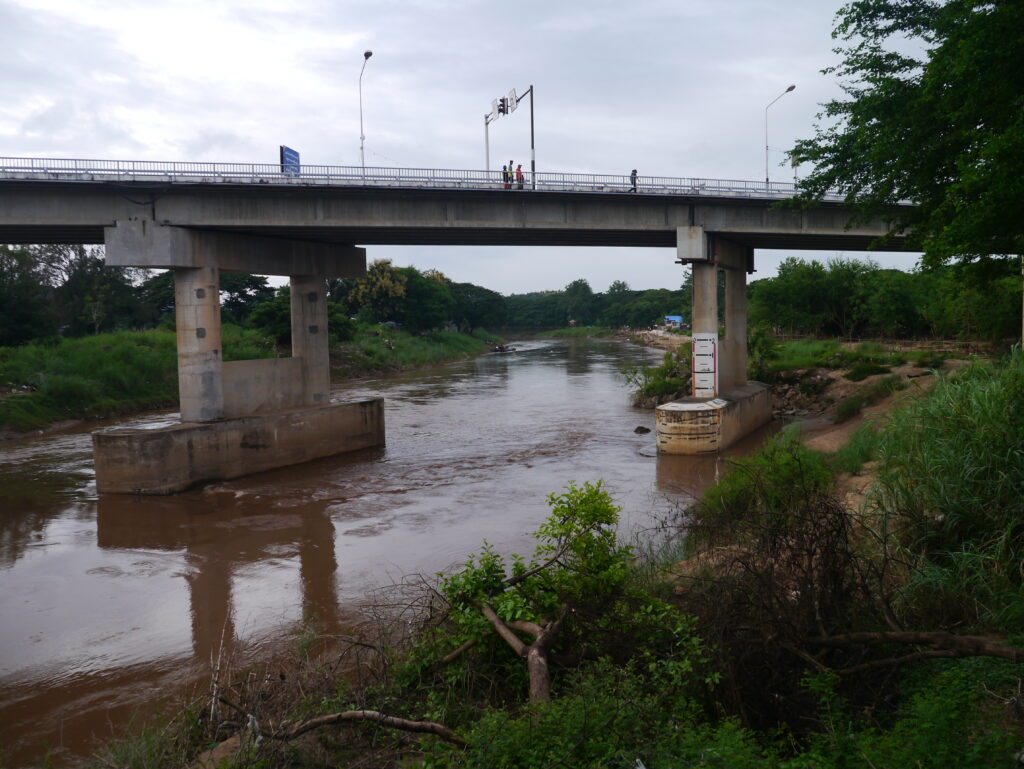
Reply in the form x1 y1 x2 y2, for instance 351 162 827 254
720 268 748 391
691 262 719 397
174 265 224 422
290 275 330 405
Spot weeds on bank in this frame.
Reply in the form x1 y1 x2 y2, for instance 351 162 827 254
0 327 275 431
623 344 692 405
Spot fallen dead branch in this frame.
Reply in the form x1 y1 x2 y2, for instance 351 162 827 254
270 709 466 746
805 630 1024 672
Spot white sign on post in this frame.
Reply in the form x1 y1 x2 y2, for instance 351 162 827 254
507 89 517 112
691 332 718 397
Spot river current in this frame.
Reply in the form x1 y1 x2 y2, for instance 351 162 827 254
0 338 769 765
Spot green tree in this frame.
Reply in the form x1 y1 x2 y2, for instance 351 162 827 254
219 273 274 324
561 278 596 325
0 245 57 345
248 287 293 344
49 248 144 335
449 281 507 331
395 267 455 333
347 259 407 323
793 0 1024 263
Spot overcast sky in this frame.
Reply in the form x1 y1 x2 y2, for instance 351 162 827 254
0 0 921 294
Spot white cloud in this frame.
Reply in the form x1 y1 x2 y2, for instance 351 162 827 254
0 0 919 289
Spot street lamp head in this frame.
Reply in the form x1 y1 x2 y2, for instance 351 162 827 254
786 84 796 92
364 50 373 60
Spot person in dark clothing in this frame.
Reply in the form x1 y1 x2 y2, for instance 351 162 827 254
502 165 510 189
630 169 638 192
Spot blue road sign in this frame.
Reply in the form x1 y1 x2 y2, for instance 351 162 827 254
279 145 300 176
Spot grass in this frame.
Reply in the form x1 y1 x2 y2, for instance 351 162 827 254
333 326 494 374
834 374 907 422
829 422 881 474
766 339 950 375
0 326 274 431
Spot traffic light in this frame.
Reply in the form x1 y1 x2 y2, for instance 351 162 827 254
497 97 508 115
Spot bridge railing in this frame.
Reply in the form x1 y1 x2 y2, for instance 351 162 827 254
0 156 844 201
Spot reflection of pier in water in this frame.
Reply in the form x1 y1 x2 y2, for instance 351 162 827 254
654 420 780 500
97 494 342 662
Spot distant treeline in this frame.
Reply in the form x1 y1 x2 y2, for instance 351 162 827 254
749 256 1021 341
1 245 1019 347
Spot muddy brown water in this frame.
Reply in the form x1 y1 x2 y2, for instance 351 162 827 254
0 338 773 766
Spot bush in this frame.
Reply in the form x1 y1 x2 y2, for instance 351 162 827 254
624 344 692 405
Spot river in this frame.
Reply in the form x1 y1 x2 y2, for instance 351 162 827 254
0 337 771 766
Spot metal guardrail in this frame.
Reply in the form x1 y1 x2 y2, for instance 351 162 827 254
0 156 843 201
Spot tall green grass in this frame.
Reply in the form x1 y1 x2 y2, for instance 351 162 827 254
878 353 1024 556
0 326 274 431
876 351 1024 629
334 327 492 373
828 422 881 474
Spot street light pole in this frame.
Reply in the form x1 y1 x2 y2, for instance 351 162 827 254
359 50 373 172
527 85 535 190
764 83 795 188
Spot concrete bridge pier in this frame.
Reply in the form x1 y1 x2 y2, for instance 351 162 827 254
92 219 385 494
656 226 772 454
174 264 224 422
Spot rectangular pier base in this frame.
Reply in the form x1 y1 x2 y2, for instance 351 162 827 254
92 398 384 494
655 383 772 454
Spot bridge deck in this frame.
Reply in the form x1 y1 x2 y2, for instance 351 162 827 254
0 157 911 251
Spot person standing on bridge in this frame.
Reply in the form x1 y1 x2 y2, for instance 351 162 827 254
515 164 524 189
502 165 510 189
630 169 638 193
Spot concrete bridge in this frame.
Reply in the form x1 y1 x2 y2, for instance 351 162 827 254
0 157 911 492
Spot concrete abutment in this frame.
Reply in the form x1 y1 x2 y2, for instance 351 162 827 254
93 220 376 494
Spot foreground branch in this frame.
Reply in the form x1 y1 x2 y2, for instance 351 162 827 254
476 601 570 703
806 631 1024 663
271 709 465 746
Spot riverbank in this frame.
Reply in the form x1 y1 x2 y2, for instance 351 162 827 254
0 326 505 438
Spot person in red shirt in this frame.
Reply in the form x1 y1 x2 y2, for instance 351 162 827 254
515 164 524 189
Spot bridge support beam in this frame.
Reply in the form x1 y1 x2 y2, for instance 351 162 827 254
655 226 772 454
93 219 382 494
